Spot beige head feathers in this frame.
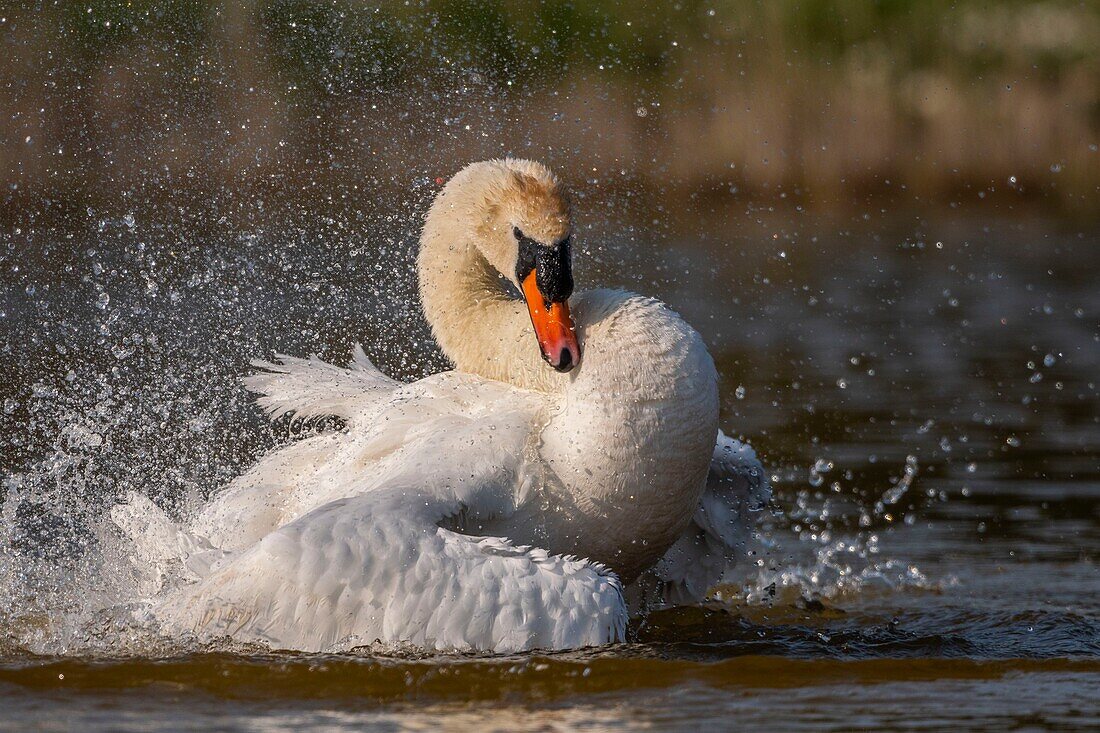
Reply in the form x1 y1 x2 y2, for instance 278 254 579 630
418 159 582 380
426 159 572 288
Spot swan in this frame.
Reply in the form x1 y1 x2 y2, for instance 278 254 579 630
112 159 769 653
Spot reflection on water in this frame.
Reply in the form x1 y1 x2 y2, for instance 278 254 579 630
1 653 1099 731
0 210 1097 729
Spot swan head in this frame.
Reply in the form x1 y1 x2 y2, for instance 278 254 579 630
430 159 581 372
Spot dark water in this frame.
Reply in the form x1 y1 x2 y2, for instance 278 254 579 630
0 209 1098 731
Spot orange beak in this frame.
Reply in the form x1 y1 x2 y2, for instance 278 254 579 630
521 270 580 372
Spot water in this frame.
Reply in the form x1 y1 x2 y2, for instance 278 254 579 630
1 209 1098 730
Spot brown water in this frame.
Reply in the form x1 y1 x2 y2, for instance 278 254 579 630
1 210 1098 730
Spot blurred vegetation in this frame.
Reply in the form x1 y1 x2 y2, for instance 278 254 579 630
1 0 1098 222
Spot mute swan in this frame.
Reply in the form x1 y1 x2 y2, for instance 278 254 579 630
113 159 769 653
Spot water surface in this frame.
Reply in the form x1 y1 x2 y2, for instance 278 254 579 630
1 212 1097 730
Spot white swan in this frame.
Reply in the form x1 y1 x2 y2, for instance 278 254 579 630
113 159 769 653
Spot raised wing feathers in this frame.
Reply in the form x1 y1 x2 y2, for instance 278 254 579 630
647 430 771 605
244 344 398 425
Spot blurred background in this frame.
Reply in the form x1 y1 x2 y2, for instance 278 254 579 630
1 0 1098 224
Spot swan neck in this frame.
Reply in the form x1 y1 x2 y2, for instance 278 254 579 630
418 220 556 392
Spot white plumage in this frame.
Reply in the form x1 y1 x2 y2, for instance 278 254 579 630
111 159 768 653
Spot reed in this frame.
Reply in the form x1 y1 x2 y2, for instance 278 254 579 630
1 0 1096 218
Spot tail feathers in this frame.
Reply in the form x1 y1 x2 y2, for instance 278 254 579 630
244 343 398 425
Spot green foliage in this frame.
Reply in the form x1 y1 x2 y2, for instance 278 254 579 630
17 0 1096 92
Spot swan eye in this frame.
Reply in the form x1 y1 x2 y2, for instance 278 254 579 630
513 226 524 241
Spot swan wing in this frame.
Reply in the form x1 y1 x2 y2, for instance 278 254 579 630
194 361 546 551
244 344 398 425
154 484 627 653
648 430 770 604
151 359 626 652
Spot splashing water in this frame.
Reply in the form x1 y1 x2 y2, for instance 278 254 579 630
727 454 939 608
0 210 439 656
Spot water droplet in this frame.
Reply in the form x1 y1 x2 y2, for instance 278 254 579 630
881 455 918 505
111 343 135 360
